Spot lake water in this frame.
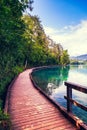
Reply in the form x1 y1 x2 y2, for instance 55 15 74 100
32 65 87 123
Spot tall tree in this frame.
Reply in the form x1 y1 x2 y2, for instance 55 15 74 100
60 50 70 66
0 0 33 108
22 15 50 66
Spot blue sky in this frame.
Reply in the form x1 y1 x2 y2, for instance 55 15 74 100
30 0 87 56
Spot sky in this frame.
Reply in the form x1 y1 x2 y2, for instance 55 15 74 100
30 0 87 56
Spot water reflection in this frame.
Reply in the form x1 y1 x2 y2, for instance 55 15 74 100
32 65 87 123
70 65 87 75
69 65 87 86
32 66 70 95
46 66 70 95
46 83 57 95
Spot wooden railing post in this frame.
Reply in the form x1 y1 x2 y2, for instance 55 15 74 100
67 86 72 112
65 81 87 113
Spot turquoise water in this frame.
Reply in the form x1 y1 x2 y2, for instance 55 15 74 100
32 65 87 123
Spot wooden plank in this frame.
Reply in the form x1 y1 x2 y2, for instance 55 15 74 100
7 69 79 130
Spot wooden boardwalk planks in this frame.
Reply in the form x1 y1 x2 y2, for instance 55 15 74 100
8 69 78 130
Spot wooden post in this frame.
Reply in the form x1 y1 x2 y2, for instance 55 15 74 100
67 86 72 112
24 60 27 70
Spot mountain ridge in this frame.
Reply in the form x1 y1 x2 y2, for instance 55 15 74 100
71 54 87 61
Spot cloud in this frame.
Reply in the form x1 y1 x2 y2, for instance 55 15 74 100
44 26 60 35
44 20 87 56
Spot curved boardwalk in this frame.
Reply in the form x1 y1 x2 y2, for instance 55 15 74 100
8 69 78 130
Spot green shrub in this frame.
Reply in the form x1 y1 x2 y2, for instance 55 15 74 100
0 109 11 130
13 66 24 75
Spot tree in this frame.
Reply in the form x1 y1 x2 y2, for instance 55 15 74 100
0 0 34 128
0 0 33 115
22 15 57 66
60 50 70 66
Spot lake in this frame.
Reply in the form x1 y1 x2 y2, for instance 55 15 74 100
32 65 87 123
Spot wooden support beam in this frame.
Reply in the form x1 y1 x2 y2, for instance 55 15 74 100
67 86 72 112
65 82 87 94
64 96 87 111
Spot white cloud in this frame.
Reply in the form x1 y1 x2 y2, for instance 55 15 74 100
44 26 60 35
44 20 87 56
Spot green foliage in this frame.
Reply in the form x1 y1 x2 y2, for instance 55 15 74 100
0 0 70 128
0 0 33 128
0 0 24 104
22 15 58 66
13 66 24 75
0 109 11 130
60 50 70 66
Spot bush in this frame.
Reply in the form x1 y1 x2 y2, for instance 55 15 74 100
0 109 11 130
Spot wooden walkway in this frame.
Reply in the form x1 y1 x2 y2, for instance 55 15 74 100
8 69 78 130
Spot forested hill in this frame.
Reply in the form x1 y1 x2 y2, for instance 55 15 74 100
22 15 70 66
71 54 87 61
0 1 70 128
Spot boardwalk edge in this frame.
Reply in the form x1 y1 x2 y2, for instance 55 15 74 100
4 75 19 113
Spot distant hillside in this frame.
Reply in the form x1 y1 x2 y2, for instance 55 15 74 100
71 54 87 61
